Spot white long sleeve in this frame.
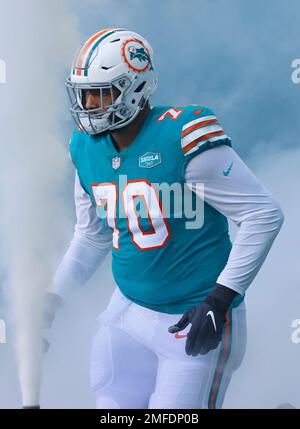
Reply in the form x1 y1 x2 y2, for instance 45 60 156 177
51 172 112 300
184 145 284 295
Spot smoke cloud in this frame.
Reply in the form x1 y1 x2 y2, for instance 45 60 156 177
0 0 80 407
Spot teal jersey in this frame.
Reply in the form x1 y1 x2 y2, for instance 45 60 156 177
70 105 237 314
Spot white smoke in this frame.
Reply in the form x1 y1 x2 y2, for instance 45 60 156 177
0 0 80 407
224 147 300 408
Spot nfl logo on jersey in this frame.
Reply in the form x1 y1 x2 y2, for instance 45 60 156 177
112 156 121 170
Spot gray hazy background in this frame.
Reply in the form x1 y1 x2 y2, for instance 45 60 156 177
0 0 299 408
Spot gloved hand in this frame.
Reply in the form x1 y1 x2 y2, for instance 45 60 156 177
168 284 238 356
42 292 65 353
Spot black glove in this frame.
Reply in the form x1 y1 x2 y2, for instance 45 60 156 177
168 284 238 356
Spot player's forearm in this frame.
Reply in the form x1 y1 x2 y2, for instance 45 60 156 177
185 145 285 296
217 199 284 294
51 231 112 301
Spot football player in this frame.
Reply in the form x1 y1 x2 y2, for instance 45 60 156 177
45 28 284 409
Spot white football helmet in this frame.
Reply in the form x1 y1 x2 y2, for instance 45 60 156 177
66 28 158 135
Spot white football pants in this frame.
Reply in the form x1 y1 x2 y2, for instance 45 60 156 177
90 287 247 409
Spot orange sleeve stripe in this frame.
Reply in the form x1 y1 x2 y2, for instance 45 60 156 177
181 119 219 138
183 130 225 154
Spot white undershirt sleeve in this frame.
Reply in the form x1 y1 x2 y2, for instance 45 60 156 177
184 145 284 296
51 172 112 301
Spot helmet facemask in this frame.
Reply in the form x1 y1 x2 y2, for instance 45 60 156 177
66 75 149 135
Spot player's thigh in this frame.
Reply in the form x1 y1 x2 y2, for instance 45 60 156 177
90 322 158 409
148 356 215 409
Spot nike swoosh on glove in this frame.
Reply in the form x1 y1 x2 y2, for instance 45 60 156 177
168 284 239 356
